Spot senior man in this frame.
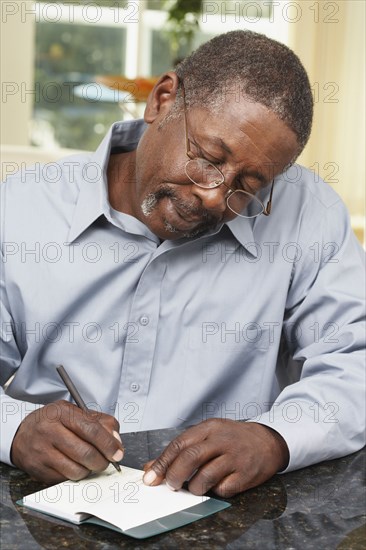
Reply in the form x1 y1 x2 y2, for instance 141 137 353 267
1 31 364 497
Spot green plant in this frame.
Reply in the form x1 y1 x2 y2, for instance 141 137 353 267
164 0 203 56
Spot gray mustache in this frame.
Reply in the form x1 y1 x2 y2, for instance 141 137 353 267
154 188 218 223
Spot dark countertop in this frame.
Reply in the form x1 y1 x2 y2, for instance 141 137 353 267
1 428 365 549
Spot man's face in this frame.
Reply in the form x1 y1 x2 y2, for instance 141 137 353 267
126 88 299 240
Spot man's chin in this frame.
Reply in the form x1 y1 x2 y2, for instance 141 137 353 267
140 193 218 240
143 216 212 241
162 220 210 240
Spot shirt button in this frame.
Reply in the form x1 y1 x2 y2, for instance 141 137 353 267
139 315 149 326
130 382 140 392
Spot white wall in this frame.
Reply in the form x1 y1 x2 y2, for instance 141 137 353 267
0 2 36 145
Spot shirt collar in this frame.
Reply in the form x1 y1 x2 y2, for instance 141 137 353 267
225 217 258 258
67 119 147 243
160 218 257 258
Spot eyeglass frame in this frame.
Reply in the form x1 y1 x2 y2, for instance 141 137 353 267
181 82 275 218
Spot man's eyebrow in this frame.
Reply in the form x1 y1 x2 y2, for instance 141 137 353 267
205 136 268 185
206 136 233 155
242 169 267 186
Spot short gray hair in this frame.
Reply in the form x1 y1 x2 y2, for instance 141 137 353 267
173 30 313 155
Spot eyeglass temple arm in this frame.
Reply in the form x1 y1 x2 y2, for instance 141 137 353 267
263 179 275 216
181 83 194 160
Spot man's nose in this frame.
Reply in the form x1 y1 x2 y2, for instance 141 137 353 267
191 184 229 213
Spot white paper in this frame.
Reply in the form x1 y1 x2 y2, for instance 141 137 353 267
23 465 208 531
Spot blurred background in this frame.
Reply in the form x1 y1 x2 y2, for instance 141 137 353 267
1 0 365 242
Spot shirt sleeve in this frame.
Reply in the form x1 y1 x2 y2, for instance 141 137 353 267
0 247 43 466
251 197 365 472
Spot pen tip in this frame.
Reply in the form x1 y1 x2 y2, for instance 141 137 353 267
114 462 122 473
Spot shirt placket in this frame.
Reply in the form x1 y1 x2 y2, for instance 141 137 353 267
116 254 167 430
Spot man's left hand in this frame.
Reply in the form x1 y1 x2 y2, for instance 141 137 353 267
143 419 289 497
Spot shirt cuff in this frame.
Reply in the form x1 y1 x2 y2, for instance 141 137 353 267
0 393 43 466
246 399 364 473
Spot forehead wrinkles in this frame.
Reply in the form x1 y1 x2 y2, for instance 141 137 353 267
192 102 298 173
231 124 285 175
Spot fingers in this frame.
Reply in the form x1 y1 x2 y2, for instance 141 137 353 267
52 426 110 473
29 446 91 484
57 403 123 464
11 401 124 483
158 440 220 491
187 455 233 496
212 472 245 499
143 422 217 490
147 445 235 496
143 460 155 472
143 419 288 497
59 407 123 471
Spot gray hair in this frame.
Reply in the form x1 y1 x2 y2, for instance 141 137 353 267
173 30 313 155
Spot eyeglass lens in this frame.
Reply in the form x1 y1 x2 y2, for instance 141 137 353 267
185 158 224 187
227 190 264 217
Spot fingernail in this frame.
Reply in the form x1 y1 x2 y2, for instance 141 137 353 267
143 470 157 485
112 449 124 462
166 482 177 491
113 430 122 444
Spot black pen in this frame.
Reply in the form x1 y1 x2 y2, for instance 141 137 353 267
56 365 121 473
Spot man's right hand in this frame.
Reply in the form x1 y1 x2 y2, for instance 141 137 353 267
10 400 124 483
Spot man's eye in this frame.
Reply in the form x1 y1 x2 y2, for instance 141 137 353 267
193 142 223 166
191 141 203 157
236 177 257 194
203 153 225 168
206 157 222 167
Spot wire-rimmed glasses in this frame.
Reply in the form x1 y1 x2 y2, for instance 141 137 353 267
181 85 274 218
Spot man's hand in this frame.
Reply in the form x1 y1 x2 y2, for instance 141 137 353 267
11 400 124 484
143 419 289 498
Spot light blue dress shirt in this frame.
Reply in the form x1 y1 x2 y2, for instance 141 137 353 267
1 120 365 471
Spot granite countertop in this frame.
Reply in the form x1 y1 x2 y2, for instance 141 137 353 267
1 428 365 549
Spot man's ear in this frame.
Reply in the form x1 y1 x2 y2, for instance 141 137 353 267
144 72 180 123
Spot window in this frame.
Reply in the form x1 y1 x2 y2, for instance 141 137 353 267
32 1 280 151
